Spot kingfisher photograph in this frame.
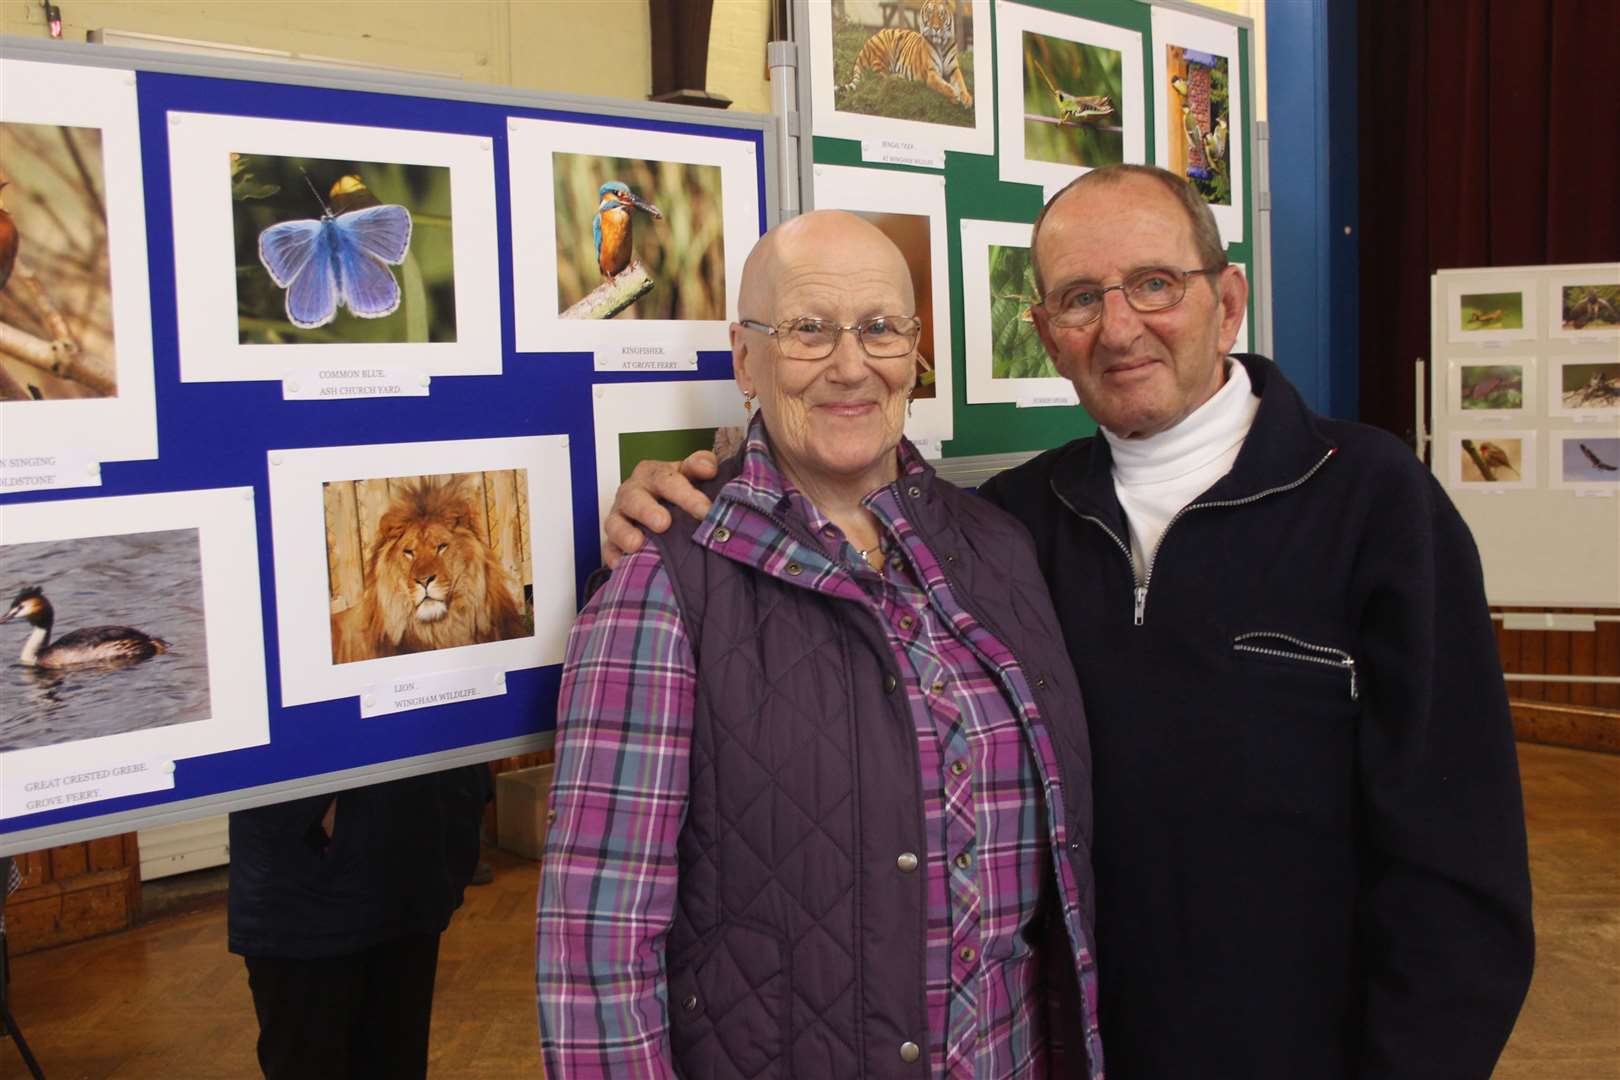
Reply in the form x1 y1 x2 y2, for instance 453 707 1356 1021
230 152 457 345
831 0 978 128
0 121 118 403
1019 30 1125 169
551 151 726 321
0 528 210 753
1163 43 1232 207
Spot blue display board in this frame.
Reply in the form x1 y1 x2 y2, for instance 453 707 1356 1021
0 41 772 852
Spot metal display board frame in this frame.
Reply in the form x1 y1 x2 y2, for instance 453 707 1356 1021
0 36 777 855
787 0 1270 469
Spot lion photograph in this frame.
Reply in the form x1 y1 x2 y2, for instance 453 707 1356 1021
323 470 533 665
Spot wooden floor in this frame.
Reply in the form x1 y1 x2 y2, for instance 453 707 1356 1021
5 742 1617 1078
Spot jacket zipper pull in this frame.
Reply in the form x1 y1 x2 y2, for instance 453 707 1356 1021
1345 659 1359 702
1133 586 1147 626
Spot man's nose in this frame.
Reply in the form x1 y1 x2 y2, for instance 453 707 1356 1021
1094 288 1143 349
827 328 869 379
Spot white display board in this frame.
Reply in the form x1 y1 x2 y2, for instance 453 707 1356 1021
1430 263 1620 607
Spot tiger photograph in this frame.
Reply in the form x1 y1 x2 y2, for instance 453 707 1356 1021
833 0 978 127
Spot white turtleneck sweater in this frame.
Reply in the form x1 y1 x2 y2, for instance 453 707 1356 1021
1101 360 1262 579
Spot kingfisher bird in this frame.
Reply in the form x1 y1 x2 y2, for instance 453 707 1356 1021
593 181 663 279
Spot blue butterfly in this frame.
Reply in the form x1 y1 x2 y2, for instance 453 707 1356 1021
257 195 413 330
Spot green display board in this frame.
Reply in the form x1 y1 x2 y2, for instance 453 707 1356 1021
800 0 1259 459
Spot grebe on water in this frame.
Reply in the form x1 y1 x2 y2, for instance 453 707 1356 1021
0 586 170 669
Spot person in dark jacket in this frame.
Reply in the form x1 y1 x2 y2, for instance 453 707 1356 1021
228 764 489 1080
538 211 1103 1078
601 166 1534 1079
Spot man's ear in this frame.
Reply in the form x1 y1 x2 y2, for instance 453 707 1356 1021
1215 265 1249 354
1031 305 1071 380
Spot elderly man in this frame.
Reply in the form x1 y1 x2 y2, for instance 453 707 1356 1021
606 165 1533 1078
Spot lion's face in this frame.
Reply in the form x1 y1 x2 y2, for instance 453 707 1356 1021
392 520 462 624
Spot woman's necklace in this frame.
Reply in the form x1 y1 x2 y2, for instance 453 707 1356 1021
853 539 886 573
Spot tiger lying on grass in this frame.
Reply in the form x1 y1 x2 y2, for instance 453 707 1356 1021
842 0 972 109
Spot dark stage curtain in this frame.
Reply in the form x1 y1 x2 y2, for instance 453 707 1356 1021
1357 0 1620 442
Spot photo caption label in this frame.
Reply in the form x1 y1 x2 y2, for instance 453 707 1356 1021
0 450 101 493
593 345 699 373
1015 390 1080 409
361 666 507 718
3 759 175 819
282 367 431 401
860 138 946 171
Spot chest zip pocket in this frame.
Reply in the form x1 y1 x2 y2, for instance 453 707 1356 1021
1233 631 1359 702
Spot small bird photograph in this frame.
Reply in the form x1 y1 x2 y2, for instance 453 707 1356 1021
1164 44 1231 207
230 153 456 345
1459 436 1526 484
1459 363 1525 411
1559 284 1620 332
988 243 1060 381
0 529 210 753
0 121 118 403
552 152 726 322
1559 361 1620 413
1457 290 1525 333
1020 31 1124 170
1561 436 1620 485
831 0 978 128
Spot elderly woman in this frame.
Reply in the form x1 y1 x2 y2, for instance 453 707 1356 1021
537 211 1103 1079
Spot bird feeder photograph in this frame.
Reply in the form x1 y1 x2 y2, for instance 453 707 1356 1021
507 116 760 355
0 58 157 467
1150 6 1244 244
805 0 993 156
167 112 501 384
230 153 456 346
993 2 1144 192
0 488 270 822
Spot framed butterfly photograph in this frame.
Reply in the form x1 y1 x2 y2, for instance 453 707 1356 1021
168 113 500 384
231 154 453 345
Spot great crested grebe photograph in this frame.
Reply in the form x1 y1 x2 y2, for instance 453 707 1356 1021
0 528 210 752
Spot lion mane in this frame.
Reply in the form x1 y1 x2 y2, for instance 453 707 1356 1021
332 477 528 664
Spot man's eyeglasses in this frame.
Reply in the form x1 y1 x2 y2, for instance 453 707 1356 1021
738 314 923 361
1038 266 1225 329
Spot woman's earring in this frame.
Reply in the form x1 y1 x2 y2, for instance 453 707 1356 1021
743 390 756 417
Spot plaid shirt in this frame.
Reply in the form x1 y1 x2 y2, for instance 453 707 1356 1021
538 429 1102 1079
